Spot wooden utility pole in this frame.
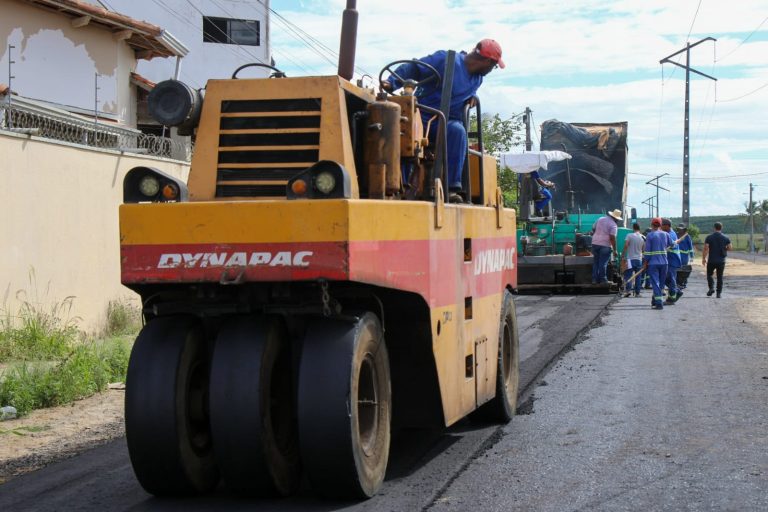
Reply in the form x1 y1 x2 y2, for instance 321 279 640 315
660 37 717 225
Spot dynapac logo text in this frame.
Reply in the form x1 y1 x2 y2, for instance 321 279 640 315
157 251 313 269
474 248 515 275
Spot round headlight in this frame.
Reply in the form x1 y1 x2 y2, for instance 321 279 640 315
315 172 336 194
139 176 160 197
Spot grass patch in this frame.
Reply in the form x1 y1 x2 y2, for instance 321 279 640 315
0 337 132 416
105 300 142 337
0 425 51 436
0 297 79 362
0 285 138 417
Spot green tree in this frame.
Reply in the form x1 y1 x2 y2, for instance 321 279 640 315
468 112 525 205
744 199 759 229
759 199 768 231
762 199 768 252
686 223 701 245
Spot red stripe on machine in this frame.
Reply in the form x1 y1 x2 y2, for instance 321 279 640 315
121 237 517 307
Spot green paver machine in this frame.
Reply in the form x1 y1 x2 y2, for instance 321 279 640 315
503 120 634 292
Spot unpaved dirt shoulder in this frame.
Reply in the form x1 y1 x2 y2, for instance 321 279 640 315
0 389 124 483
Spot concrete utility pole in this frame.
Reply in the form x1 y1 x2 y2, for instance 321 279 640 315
523 106 532 151
646 173 669 218
642 196 655 219
749 182 755 254
660 37 717 225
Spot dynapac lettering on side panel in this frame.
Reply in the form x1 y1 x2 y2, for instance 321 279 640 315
157 251 313 269
474 248 515 276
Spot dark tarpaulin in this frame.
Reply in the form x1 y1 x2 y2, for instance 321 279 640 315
539 119 628 214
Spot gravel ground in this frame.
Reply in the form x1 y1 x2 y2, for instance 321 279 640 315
0 389 125 483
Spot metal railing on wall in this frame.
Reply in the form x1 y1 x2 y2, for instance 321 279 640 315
0 98 191 161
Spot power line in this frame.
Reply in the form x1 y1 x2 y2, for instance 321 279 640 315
204 0 320 74
630 171 768 180
149 0 270 80
693 45 717 165
266 6 372 78
694 96 717 163
686 0 703 41
530 112 540 148
664 0 705 84
716 15 768 63
267 7 373 78
716 80 768 103
184 0 267 64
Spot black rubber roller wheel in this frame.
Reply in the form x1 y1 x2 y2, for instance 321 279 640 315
125 316 218 496
472 290 520 422
298 313 391 498
209 315 300 495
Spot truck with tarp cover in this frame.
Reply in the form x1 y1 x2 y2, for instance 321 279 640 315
507 120 632 291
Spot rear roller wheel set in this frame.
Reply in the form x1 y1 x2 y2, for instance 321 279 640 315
125 312 391 499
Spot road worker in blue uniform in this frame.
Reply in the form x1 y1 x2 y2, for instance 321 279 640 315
661 218 682 304
383 39 504 203
531 170 555 216
641 227 653 289
676 223 694 289
643 218 673 310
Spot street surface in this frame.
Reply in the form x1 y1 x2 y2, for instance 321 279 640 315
430 261 768 511
3 258 765 512
0 293 612 511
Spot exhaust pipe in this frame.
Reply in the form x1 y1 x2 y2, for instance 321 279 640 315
337 0 358 80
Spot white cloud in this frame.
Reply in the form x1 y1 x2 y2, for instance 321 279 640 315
270 0 768 215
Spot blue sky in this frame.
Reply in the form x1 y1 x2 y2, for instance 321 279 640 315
269 0 768 217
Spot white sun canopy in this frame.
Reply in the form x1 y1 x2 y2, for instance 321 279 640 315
498 150 572 174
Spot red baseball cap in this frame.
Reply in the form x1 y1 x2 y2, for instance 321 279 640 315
476 39 505 68
651 217 662 226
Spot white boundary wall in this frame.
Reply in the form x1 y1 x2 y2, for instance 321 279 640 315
1 132 189 333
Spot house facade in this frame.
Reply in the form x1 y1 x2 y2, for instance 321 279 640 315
1 0 192 332
83 0 272 90
1 0 187 126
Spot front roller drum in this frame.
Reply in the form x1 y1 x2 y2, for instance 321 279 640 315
125 316 218 496
208 315 300 495
298 312 391 498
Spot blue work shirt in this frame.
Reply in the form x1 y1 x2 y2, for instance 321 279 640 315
678 234 694 265
387 51 483 121
665 230 682 268
644 230 673 265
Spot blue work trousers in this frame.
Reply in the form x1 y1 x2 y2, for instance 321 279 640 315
646 263 668 307
623 259 643 294
591 244 612 283
535 188 552 212
665 266 680 301
425 116 467 190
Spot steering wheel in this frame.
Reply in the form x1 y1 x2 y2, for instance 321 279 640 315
232 62 286 79
378 59 441 93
